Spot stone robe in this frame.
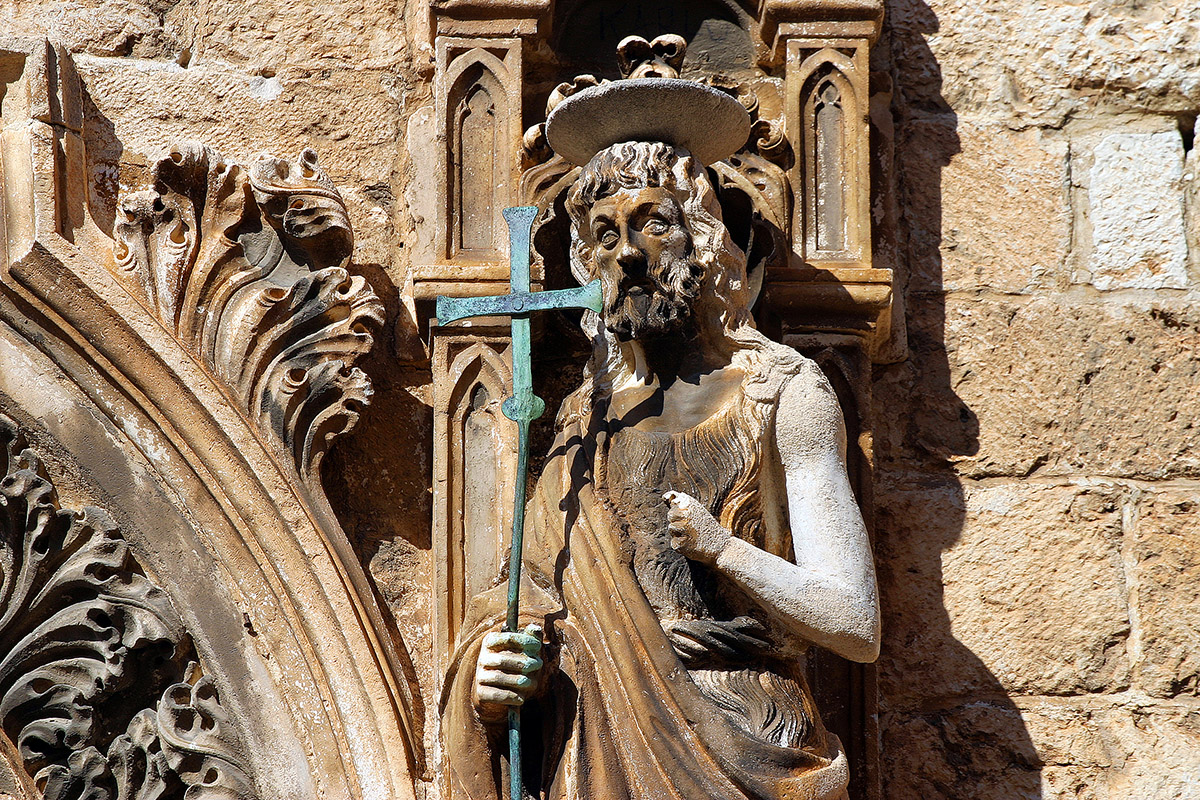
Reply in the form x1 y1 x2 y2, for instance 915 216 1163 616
442 334 850 800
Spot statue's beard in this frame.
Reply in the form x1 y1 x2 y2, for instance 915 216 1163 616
604 255 703 342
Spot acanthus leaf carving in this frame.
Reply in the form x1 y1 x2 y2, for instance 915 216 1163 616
42 670 256 800
0 416 257 800
103 669 256 800
113 143 383 484
0 420 186 777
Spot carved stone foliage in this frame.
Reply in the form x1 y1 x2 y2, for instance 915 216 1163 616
0 416 255 800
112 144 384 483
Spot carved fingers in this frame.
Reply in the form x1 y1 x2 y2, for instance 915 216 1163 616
473 624 544 723
664 616 771 664
664 490 731 564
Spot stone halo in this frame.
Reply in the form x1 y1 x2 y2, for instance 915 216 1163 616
545 78 752 167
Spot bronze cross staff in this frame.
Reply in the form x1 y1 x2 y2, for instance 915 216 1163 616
436 206 602 800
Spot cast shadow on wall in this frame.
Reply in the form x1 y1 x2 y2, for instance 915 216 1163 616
873 0 1043 797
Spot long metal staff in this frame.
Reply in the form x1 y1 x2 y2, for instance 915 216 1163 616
436 207 602 799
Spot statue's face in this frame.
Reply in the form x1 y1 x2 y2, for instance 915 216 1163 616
583 186 703 341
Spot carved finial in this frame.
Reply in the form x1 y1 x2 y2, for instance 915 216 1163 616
616 34 687 79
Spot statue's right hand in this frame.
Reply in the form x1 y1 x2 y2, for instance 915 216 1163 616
473 624 544 723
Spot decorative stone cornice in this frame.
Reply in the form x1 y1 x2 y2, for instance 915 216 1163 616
756 0 885 64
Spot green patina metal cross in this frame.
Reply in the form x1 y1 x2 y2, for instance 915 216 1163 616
436 206 602 800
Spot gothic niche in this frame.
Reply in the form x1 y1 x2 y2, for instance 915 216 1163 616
0 416 255 800
797 53 862 263
441 47 521 265
432 340 516 678
452 64 502 259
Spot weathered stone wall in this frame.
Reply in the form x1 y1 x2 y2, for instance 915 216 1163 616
875 0 1200 796
3 0 1197 797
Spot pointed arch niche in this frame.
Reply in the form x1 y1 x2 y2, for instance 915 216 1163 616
794 50 866 263
442 48 517 264
431 332 517 685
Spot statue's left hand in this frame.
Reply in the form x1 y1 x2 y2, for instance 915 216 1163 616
665 491 731 564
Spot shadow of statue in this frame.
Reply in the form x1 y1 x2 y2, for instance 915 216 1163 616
871 0 1043 796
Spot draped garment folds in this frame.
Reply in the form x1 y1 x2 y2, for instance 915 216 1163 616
441 334 850 800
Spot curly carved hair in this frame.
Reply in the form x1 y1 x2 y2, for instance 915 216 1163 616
565 141 750 333
556 142 762 420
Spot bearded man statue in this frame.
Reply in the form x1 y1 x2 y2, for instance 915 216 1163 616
440 138 879 800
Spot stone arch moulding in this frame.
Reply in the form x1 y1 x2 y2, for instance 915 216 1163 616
0 39 419 800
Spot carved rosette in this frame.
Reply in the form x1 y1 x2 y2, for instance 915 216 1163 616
113 144 384 483
0 416 256 800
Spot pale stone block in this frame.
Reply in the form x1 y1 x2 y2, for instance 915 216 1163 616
77 58 402 178
900 116 1071 294
1027 699 1200 800
939 121 1069 292
161 0 416 70
876 476 1130 707
50 0 161 58
1132 488 1200 698
875 295 1200 479
1081 132 1189 290
890 0 1200 127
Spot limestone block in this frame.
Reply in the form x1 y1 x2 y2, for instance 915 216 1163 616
918 119 1070 293
879 702 1041 800
2 0 163 58
76 56 408 275
882 698 1200 800
1032 699 1200 800
1076 131 1190 291
889 0 1200 127
875 295 1200 479
875 475 1130 708
161 0 416 70
78 58 400 179
1132 488 1200 698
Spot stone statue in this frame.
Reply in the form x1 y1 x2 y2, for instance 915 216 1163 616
441 59 879 800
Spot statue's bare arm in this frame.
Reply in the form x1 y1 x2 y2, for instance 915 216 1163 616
667 362 880 663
